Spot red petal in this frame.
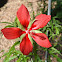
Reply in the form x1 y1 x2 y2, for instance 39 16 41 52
31 14 51 30
1 27 25 39
20 34 33 55
31 33 52 48
17 4 30 28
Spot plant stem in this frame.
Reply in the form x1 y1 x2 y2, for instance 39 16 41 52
33 41 37 62
45 48 48 62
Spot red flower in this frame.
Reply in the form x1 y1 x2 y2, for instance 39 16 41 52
1 4 52 55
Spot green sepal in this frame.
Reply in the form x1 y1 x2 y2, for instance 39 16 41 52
20 33 26 42
28 34 33 44
28 19 36 29
30 30 42 33
16 17 25 31
14 17 18 27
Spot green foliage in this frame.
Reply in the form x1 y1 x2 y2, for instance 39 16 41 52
39 16 62 62
2 41 20 62
1 13 62 62
49 47 62 62
1 41 30 62
41 17 62 40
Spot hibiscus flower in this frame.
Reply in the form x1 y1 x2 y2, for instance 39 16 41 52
1 4 52 55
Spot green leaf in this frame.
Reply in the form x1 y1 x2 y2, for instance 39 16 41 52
37 55 43 62
9 41 20 52
16 54 28 62
2 52 9 57
50 47 62 56
16 55 22 62
43 27 46 31
3 52 13 62
56 24 62 27
0 22 12 24
50 53 62 62
47 28 52 34
49 47 62 62
22 55 27 62
49 36 52 40
14 50 22 54
51 23 53 31
55 27 59 35
5 25 14 28
5 56 17 62
0 50 4 53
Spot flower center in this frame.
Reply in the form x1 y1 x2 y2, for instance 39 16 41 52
25 30 29 34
